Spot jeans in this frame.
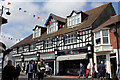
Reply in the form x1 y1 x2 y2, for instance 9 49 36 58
78 71 85 79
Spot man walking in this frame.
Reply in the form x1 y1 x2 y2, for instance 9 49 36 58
78 63 85 79
98 61 106 80
26 60 34 80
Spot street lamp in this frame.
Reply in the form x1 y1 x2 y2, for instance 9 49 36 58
0 6 11 16
37 52 40 61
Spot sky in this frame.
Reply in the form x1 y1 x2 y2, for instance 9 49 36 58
0 0 119 48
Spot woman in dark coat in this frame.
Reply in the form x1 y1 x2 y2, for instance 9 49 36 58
15 63 21 80
3 60 15 80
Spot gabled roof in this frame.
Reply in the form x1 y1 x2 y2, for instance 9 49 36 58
45 13 66 26
93 14 120 31
67 10 82 18
11 2 115 48
33 25 46 31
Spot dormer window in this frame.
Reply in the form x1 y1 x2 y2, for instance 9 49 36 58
33 25 46 38
67 14 81 27
67 10 88 28
47 22 58 34
45 13 66 34
33 28 41 38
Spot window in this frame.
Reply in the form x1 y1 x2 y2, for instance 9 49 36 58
45 39 52 48
48 22 57 34
30 44 35 51
65 34 77 44
95 32 101 45
95 30 109 45
67 14 81 27
34 29 40 38
102 30 109 44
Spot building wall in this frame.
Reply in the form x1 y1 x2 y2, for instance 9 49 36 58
109 22 120 49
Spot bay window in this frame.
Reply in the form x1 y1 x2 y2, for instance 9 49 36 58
95 32 101 45
95 30 109 45
102 30 109 44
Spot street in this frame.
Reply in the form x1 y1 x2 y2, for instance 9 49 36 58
18 73 100 80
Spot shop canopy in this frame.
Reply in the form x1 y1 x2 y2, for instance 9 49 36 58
57 53 88 61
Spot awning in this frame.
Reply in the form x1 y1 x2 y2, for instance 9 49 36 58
57 53 88 61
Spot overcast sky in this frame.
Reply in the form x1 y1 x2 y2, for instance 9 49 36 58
0 0 119 48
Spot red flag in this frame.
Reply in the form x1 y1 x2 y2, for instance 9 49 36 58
37 17 40 19
8 2 11 5
24 10 27 12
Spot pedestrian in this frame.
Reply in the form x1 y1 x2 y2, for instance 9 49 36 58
33 61 38 79
78 63 85 79
92 63 95 79
45 63 50 77
37 59 45 80
116 64 120 80
15 63 21 80
26 60 34 80
98 61 106 80
2 60 15 80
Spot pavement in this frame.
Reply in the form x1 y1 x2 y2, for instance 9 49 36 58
18 72 100 80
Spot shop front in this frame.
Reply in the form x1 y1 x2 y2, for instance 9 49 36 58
94 51 117 78
56 49 89 76
40 52 55 74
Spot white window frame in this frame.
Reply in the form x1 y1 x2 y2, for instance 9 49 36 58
67 13 81 27
47 22 58 34
94 29 110 46
65 34 77 45
45 39 52 48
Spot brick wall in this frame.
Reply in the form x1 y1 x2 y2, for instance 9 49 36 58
109 22 120 49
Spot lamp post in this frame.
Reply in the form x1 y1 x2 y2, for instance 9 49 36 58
0 6 11 16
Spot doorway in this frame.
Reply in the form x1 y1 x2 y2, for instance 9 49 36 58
110 57 117 77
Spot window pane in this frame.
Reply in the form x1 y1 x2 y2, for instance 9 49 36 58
102 30 108 36
96 38 101 45
95 32 100 38
103 37 108 44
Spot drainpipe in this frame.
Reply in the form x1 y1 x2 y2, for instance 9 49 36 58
114 23 120 64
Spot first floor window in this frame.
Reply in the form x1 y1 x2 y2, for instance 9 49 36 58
102 30 109 44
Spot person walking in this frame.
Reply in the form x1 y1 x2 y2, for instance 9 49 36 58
78 63 85 79
33 61 38 79
116 64 120 80
98 61 106 80
92 63 95 79
15 63 21 80
45 63 50 76
26 60 34 80
37 59 45 80
2 60 15 80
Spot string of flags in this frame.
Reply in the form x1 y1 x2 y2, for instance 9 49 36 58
1 0 45 21
0 34 21 42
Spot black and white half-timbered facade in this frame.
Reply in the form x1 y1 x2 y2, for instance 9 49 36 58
11 3 116 76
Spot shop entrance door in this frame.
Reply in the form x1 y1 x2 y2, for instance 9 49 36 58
110 57 117 77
